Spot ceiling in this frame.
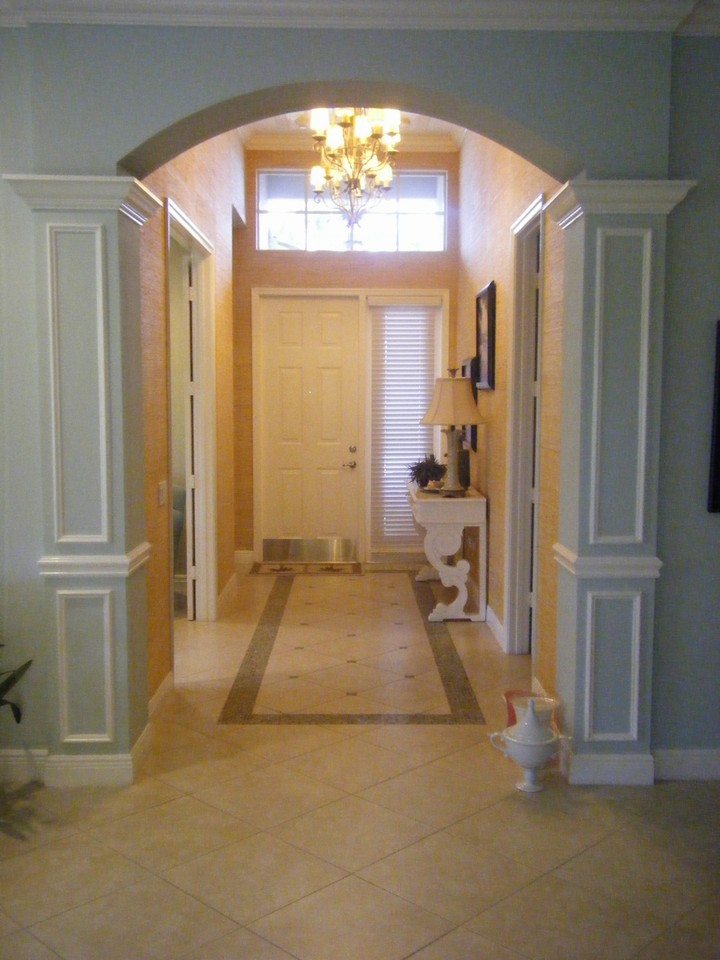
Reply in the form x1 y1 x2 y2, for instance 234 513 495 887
1 0 719 31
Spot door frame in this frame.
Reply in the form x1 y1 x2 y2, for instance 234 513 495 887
251 288 450 564
504 195 544 654
167 199 217 620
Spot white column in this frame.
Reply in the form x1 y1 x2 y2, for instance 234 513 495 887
547 179 694 784
6 175 161 786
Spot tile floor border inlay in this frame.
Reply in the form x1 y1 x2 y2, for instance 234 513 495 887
218 573 485 725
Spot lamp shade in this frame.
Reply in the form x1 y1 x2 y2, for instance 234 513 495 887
421 376 483 426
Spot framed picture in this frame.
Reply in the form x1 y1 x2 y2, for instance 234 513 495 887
461 356 479 451
709 319 720 512
476 280 496 390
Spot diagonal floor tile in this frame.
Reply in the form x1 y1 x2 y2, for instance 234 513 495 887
359 829 542 923
87 795 256 872
162 832 346 925
269 794 434 871
194 765 346 828
29 877 238 960
248 875 453 960
279 736 421 793
0 835 149 926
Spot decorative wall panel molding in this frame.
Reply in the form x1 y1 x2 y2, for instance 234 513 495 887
553 543 662 578
56 589 115 743
48 223 110 543
38 541 152 577
584 590 641 741
590 227 652 545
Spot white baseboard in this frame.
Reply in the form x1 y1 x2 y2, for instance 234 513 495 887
569 751 655 785
653 748 720 781
42 753 134 787
485 604 507 651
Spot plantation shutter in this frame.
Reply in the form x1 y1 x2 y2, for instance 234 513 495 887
369 300 440 555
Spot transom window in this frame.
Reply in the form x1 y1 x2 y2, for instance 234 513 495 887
257 170 447 252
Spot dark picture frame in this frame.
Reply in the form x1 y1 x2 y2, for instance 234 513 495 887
708 319 720 512
461 356 479 451
476 280 496 390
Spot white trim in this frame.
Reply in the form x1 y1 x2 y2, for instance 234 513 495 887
56 589 115 744
553 543 662 579
1 1 715 33
504 197 544 655
4 175 162 223
569 751 655 785
167 201 218 621
37 541 152 576
47 223 111 545
590 228 652 545
42 753 134 787
584 590 641 741
546 178 696 227
653 749 720 781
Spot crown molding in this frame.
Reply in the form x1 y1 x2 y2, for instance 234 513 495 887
546 178 696 228
4 175 162 223
1 0 717 33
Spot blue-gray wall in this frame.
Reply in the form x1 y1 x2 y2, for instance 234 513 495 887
655 38 720 748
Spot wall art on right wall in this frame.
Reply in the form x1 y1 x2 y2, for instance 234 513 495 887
476 280 496 390
709 319 720 512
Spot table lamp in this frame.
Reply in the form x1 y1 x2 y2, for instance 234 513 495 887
421 369 483 496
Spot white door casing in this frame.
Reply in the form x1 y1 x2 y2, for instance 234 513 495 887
167 200 217 620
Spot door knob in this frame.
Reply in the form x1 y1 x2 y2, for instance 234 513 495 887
343 460 357 469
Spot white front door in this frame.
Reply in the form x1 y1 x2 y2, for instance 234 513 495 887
255 294 362 554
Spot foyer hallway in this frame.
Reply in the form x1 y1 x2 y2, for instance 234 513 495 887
0 570 717 959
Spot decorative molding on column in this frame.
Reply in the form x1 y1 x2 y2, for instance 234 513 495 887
569 752 654 786
590 226 652 545
4 174 161 224
47 222 111 543
56 589 115 744
553 543 662 578
546 178 696 228
38 541 152 577
585 590 641 741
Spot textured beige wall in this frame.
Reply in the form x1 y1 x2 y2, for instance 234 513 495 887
233 149 460 550
457 132 561 685
141 130 245 697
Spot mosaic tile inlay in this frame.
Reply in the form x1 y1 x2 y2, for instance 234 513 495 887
218 573 485 725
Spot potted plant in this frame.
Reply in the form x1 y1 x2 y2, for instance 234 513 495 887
0 645 32 724
408 454 446 489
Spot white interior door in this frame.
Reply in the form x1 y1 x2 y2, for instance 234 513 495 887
255 294 362 553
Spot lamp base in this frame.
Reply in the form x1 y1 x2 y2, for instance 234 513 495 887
439 486 466 498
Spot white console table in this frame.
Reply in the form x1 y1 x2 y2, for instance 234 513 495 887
409 483 487 622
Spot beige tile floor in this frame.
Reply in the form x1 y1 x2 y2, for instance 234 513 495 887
0 570 718 960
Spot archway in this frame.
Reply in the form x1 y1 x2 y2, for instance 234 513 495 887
119 80 580 183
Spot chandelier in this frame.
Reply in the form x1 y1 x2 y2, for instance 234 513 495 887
309 107 401 226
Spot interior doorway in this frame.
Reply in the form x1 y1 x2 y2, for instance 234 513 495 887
505 197 544 655
167 200 218 621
